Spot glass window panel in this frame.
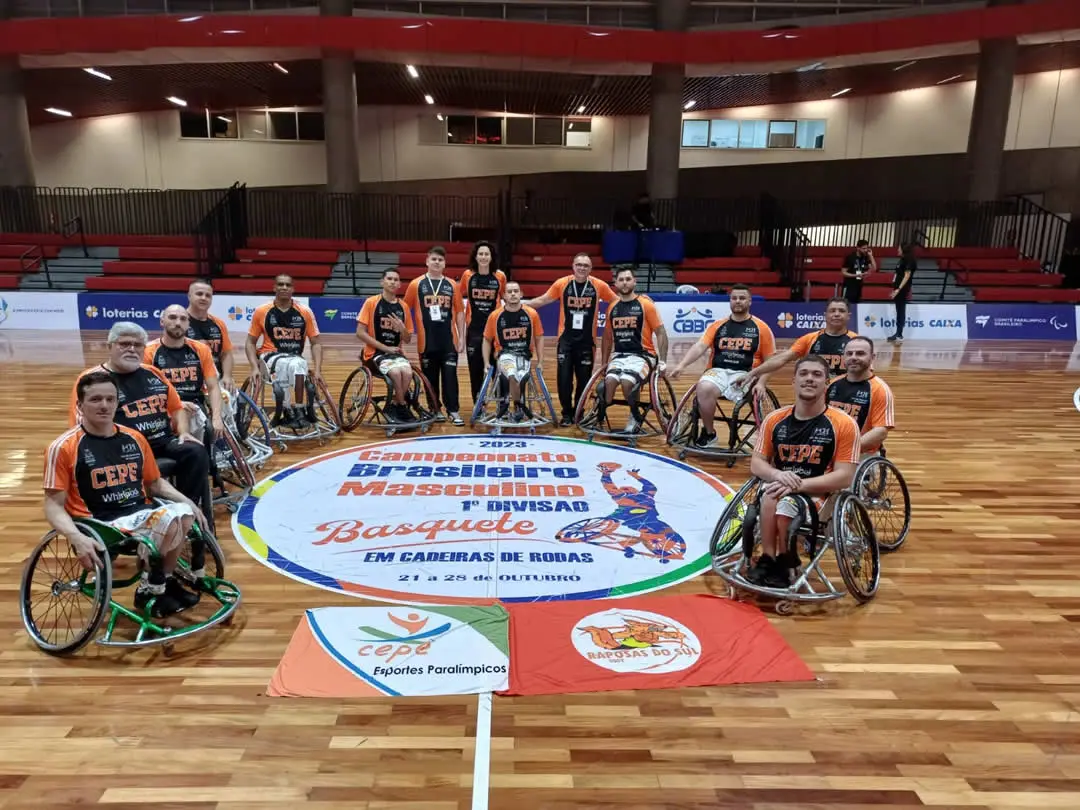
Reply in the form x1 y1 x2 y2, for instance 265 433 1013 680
709 119 739 148
447 115 476 144
505 116 533 145
418 113 448 144
534 117 563 146
179 110 209 138
796 119 827 149
209 110 238 139
681 119 709 147
767 119 797 148
564 118 591 148
239 110 267 140
476 116 503 145
297 112 325 141
268 111 298 140
738 119 768 148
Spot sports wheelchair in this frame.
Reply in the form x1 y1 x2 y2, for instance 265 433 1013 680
574 355 678 448
209 388 274 513
851 449 911 553
470 362 557 435
20 512 241 656
709 473 880 615
241 363 340 450
338 358 439 438
666 379 780 468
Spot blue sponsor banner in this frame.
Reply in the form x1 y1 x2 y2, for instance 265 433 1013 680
315 296 367 334
967 304 1074 340
78 292 182 331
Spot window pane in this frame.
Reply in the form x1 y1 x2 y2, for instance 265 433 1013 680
739 120 768 148
268 111 298 140
505 116 533 145
297 112 325 141
564 118 591 148
796 119 826 149
767 119 797 148
681 119 709 147
709 119 739 148
476 116 503 145
179 110 209 138
418 113 447 144
239 110 267 140
534 117 563 146
209 110 238 139
447 115 476 144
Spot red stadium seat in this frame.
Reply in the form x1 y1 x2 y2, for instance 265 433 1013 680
101 261 198 276
972 287 1080 303
0 274 20 289
87 275 325 294
235 248 340 264
222 263 332 279
117 246 197 261
955 271 1062 287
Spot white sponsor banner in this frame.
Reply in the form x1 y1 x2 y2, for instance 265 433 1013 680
0 329 86 366
654 301 731 339
0 292 79 331
897 342 967 370
1076 306 1080 342
857 303 968 340
209 294 310 335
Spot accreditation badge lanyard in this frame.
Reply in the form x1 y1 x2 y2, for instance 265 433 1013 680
570 279 591 331
427 276 446 322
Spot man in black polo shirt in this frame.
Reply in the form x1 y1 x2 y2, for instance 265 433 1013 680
841 240 876 304
887 242 916 343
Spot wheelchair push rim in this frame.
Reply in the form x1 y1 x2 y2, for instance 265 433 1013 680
709 476 762 567
338 365 373 432
831 492 880 603
471 365 557 432
853 456 911 553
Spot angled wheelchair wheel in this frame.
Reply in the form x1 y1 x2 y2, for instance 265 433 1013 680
853 456 911 553
338 366 373 432
830 491 880 603
573 367 609 434
470 366 497 426
533 367 558 424
752 386 781 425
650 372 679 431
312 375 342 435
665 383 699 451
710 477 762 566
216 423 255 489
20 531 112 656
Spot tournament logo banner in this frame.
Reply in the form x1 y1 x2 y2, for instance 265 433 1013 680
232 435 734 604
500 594 815 696
268 605 509 697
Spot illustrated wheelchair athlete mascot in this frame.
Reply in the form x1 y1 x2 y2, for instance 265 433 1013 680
338 355 440 438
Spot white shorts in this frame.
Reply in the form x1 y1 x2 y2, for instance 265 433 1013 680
776 494 827 520
263 353 308 386
374 354 412 377
497 353 531 382
698 368 747 402
105 501 195 557
186 403 208 437
606 354 650 383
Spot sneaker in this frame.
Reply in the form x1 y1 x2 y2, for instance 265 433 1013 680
434 412 446 422
135 582 183 618
763 565 792 590
694 430 717 449
449 412 465 426
496 401 510 419
166 576 201 609
559 415 573 427
746 554 774 585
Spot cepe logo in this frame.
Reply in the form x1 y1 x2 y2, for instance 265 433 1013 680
356 611 452 663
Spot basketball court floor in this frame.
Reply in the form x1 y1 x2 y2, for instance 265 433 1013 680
2 329 1080 810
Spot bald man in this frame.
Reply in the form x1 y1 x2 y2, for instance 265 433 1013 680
144 304 224 438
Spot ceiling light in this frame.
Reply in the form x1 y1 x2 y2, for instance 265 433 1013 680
796 62 825 72
893 60 917 71
83 67 112 81
45 107 72 117
407 64 419 79
831 88 852 97
436 114 444 121
217 116 231 123
272 62 289 74
937 74 963 85
220 29 242 34
577 105 586 113
167 96 187 106
178 15 202 22
424 94 434 104
684 100 696 110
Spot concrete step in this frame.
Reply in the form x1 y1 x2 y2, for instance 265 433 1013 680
59 246 119 260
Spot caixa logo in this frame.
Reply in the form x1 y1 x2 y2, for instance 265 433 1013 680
671 306 714 334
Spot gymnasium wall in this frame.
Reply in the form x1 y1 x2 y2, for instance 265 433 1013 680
26 68 1080 192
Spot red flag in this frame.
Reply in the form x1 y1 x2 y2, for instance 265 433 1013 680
500 594 814 696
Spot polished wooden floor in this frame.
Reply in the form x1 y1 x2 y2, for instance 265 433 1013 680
2 329 1080 810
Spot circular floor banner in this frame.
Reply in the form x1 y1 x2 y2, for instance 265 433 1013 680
232 434 734 605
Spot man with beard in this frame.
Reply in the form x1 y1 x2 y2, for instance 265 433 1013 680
735 297 857 388
356 268 414 423
145 304 225 440
826 336 895 460
460 241 507 402
749 355 860 589
186 279 235 391
482 280 543 421
599 267 668 434
69 321 212 542
667 284 776 449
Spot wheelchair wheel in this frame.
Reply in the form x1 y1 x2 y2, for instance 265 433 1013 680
830 491 880 603
709 477 762 565
752 386 781 425
573 367 609 432
853 456 910 553
20 531 112 655
178 526 227 581
338 366 373 432
312 376 342 433
216 424 255 489
665 384 699 453
650 372 679 430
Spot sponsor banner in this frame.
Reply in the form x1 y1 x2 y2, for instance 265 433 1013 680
78 292 308 334
653 300 731 338
759 302 830 338
268 605 509 697
967 304 1074 340
315 296 366 334
232 434 734 604
857 303 967 340
0 329 86 366
0 291 80 331
500 594 814 696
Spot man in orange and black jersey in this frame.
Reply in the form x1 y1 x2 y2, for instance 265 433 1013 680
48 371 210 617
736 297 857 389
482 280 544 421
186 279 235 391
600 267 668 433
357 268 415 423
751 355 860 589
525 253 617 426
668 284 776 449
145 304 225 440
69 323 212 553
460 241 507 402
245 274 325 428
827 336 895 460
403 246 467 426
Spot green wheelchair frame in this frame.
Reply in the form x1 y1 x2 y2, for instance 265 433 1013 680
20 510 241 656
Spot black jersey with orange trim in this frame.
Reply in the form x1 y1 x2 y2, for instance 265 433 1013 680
186 313 232 372
43 424 161 521
144 337 217 404
543 276 617 344
790 329 858 375
460 269 506 333
357 294 414 361
69 365 184 451
484 305 543 357
607 296 662 356
754 405 860 480
827 374 895 447
403 274 463 354
700 315 776 372
249 302 320 356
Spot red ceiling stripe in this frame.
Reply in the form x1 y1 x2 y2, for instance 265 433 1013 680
1 0 1079 64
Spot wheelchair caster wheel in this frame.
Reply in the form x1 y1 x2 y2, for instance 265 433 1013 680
162 643 176 658
385 429 395 438
277 443 287 453
725 583 737 601
775 601 795 616
226 503 239 514
420 424 431 434
678 450 687 460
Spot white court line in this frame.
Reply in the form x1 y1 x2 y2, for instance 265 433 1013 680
1074 386 1080 413
471 691 493 810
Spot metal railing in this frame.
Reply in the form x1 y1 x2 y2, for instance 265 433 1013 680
20 245 50 288
194 182 248 278
62 215 89 258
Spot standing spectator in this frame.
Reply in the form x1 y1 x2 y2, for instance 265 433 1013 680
841 240 876 304
887 242 917 343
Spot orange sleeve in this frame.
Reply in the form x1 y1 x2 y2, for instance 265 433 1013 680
754 408 785 458
529 306 543 336
594 278 618 304
143 341 157 365
193 340 218 381
789 331 817 358
357 296 376 331
755 318 776 363
452 280 465 317
403 279 419 311
497 270 508 300
43 431 77 492
459 270 473 300
402 303 415 333
831 411 861 465
642 298 662 332
248 303 270 340
868 378 895 430
483 309 500 342
213 315 234 352
301 305 320 338
699 320 721 348
131 429 161 483
543 277 569 301
146 365 184 415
